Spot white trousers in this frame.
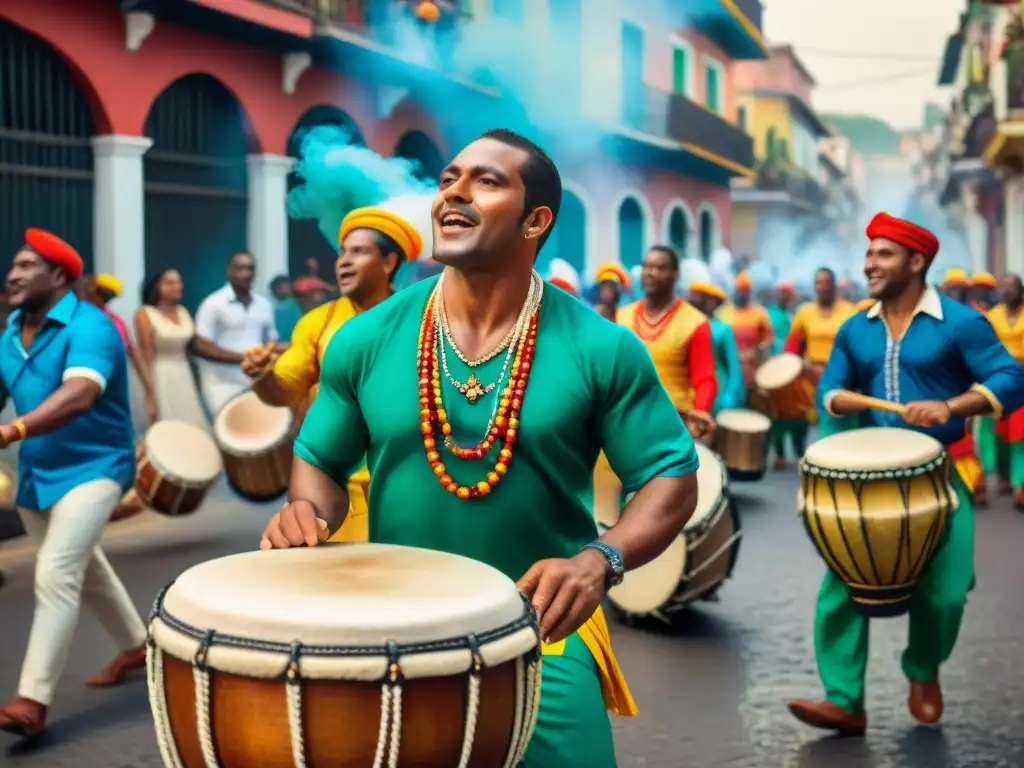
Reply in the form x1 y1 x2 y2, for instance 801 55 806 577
200 371 248 417
16 478 148 705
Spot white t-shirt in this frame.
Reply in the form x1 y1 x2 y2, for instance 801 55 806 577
194 284 278 387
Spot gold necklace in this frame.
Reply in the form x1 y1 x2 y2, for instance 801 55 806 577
441 301 515 367
437 273 540 403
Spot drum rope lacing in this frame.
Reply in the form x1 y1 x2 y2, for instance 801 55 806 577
798 452 948 481
145 585 543 767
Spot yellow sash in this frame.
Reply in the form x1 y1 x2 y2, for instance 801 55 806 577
540 605 638 717
952 455 982 494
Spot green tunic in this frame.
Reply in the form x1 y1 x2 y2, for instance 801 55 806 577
295 276 697 766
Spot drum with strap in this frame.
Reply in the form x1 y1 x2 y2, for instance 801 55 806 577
798 427 957 617
135 421 223 516
714 408 771 481
146 545 542 767
214 392 294 501
604 443 742 622
754 352 815 421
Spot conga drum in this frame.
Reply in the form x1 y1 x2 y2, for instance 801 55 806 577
136 421 223 516
147 545 541 767
798 427 957 616
714 409 771 481
214 391 294 502
605 443 742 620
754 353 815 421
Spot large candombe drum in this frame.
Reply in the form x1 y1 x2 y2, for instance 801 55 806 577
798 427 957 617
754 352 815 421
147 545 541 767
713 408 771 482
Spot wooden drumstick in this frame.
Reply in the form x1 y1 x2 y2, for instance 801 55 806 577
836 391 907 416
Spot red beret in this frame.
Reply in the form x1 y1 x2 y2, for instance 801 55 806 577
865 213 939 262
24 229 83 280
292 276 332 294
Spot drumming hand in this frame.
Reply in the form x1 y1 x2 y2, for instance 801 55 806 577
241 342 278 379
0 424 17 447
902 400 952 428
685 410 716 440
259 500 329 549
516 550 606 645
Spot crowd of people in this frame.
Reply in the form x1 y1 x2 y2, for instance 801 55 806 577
0 127 1022 767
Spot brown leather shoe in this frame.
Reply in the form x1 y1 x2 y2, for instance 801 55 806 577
86 647 147 687
0 697 47 737
908 680 943 724
998 479 1013 496
976 484 989 507
787 699 866 735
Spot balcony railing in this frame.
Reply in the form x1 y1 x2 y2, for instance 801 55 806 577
755 167 829 207
622 86 754 171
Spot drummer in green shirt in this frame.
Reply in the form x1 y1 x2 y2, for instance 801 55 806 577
260 129 701 767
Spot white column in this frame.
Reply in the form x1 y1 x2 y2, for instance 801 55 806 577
1007 176 1024 277
91 134 152 320
246 154 294 288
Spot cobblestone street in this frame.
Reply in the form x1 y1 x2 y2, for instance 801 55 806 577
1 465 1023 767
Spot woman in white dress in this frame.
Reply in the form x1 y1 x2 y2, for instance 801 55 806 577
110 270 210 522
133 269 209 429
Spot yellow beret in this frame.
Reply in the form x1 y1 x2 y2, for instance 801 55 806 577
95 274 123 297
689 281 727 301
735 272 752 289
339 207 423 261
942 268 968 287
971 271 997 288
595 263 631 290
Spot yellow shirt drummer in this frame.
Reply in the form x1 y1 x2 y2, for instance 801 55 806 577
242 201 429 541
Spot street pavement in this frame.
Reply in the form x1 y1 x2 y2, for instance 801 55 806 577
1 466 1023 767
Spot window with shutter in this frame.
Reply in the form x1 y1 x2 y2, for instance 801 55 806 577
672 47 687 95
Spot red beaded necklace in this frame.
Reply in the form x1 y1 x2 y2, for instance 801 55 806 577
632 298 682 342
417 291 540 500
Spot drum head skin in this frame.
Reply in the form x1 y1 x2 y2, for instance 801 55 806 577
161 545 527 647
608 536 687 615
690 443 725 530
215 392 293 453
145 420 223 482
716 408 771 434
754 352 803 390
804 427 943 472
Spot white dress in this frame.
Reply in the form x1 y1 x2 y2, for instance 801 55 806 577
143 306 209 430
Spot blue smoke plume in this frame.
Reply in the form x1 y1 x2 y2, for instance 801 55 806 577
287 125 435 247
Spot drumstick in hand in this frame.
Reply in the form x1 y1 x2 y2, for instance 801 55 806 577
837 391 907 416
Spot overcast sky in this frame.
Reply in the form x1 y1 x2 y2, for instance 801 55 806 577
763 0 965 128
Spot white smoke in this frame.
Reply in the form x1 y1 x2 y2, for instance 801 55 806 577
372 192 436 259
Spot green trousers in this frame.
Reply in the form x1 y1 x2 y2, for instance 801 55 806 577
813 472 975 714
770 418 808 460
521 633 617 767
977 416 1024 486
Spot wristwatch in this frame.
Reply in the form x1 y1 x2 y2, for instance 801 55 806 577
582 542 625 590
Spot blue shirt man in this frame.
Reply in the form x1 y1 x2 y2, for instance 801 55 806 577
0 229 146 738
0 292 135 510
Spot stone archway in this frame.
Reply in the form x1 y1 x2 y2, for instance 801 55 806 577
698 204 720 263
392 129 445 185
617 195 647 271
143 74 257 311
663 202 695 260
286 105 366 280
0 19 98 272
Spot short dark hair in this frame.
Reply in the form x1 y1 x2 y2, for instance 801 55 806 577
374 230 403 284
648 244 679 270
479 128 562 252
270 275 290 291
815 267 836 284
229 250 254 266
142 269 172 306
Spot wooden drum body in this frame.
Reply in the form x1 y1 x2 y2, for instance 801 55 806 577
798 427 957 617
147 545 541 768
214 392 294 502
714 409 771 482
754 353 815 421
136 421 223 516
606 444 742 621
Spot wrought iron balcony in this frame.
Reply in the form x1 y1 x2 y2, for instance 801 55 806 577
621 86 754 173
755 167 829 207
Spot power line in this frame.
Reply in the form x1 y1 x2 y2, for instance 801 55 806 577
821 67 940 89
796 47 939 63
